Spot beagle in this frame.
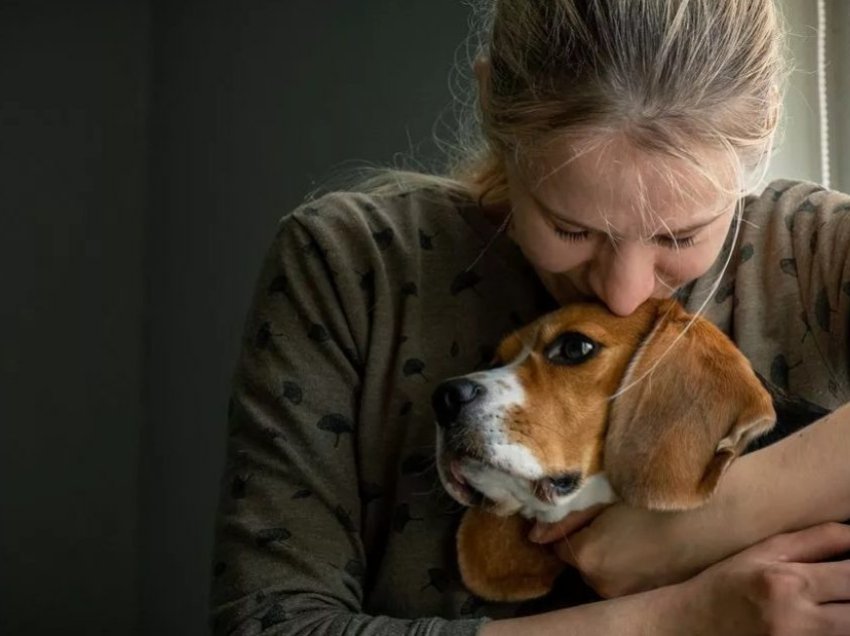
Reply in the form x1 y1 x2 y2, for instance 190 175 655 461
431 298 776 602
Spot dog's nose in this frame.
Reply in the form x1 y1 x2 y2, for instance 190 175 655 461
431 378 485 428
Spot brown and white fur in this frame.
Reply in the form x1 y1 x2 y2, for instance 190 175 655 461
432 298 775 602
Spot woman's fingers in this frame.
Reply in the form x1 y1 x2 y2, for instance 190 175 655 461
758 522 850 563
802 561 850 604
552 536 577 567
528 504 607 544
815 602 850 635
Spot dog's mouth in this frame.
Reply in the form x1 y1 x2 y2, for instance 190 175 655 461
438 444 585 513
438 451 488 507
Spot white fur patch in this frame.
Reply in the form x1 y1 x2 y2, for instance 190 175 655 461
538 473 618 522
455 342 546 480
442 335 618 521
460 462 617 522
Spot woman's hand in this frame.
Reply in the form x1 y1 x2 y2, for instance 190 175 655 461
531 504 727 598
485 523 850 636
530 456 776 597
531 500 726 597
528 403 850 600
676 522 850 635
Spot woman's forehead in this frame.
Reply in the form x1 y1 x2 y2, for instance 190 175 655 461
517 136 738 233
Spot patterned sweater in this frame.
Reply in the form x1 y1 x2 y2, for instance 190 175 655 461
210 180 850 635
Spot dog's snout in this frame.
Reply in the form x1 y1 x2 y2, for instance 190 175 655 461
431 378 485 427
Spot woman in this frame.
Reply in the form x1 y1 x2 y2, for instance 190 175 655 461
211 1 850 634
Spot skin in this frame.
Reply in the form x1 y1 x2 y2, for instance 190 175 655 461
531 401 850 596
503 135 737 316
482 523 850 636
474 56 850 636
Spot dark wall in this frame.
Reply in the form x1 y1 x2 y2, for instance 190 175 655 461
142 3 470 633
1 0 472 633
0 1 149 633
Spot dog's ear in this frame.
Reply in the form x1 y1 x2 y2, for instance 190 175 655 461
604 300 775 511
456 508 565 602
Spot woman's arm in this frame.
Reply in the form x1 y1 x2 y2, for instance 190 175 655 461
720 400 850 545
658 401 850 578
489 524 850 636
211 207 486 635
538 402 850 598
481 584 683 636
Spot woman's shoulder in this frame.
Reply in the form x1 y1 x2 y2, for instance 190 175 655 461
268 185 519 291
278 186 483 247
724 178 850 409
744 178 850 224
736 178 850 282
734 178 850 304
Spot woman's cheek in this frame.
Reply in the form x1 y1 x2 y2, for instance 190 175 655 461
524 238 590 273
659 243 723 286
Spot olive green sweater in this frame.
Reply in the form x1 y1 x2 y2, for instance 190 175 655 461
211 180 850 635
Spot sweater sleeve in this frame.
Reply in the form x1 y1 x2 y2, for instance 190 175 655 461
210 204 488 636
730 180 850 409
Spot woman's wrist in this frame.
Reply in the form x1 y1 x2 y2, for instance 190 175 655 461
717 431 834 541
478 582 692 636
675 455 776 563
739 403 850 533
672 403 850 566
638 460 772 581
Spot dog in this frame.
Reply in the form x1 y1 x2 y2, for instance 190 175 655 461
431 298 780 602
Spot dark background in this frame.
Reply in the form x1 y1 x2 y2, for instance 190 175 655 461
0 1 471 633
1 1 844 634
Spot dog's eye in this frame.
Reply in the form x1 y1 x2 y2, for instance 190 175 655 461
547 332 599 365
546 472 582 496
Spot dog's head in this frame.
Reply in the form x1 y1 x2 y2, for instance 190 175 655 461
433 298 775 522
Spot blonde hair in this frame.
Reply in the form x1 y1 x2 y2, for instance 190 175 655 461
313 0 787 207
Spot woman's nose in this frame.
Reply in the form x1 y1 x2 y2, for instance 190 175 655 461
590 241 656 317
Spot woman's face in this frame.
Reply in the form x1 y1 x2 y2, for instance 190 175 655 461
504 137 738 316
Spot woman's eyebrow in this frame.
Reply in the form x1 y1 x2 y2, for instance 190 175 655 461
531 191 730 236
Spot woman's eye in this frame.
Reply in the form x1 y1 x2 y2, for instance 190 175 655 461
655 234 696 249
552 225 591 242
551 219 697 248
547 332 599 365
